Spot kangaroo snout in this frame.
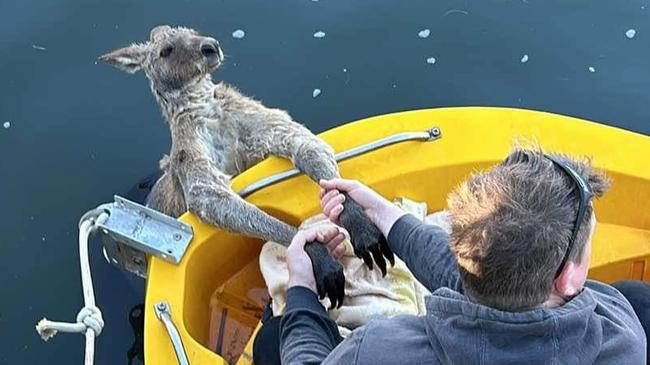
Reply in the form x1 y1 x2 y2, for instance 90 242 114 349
200 38 222 62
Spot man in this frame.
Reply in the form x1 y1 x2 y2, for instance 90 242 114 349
274 147 647 364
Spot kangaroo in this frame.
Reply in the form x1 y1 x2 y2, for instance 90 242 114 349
100 25 394 307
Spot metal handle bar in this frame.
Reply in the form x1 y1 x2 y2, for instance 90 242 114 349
154 301 190 365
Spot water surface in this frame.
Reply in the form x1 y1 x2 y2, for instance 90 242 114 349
1 0 648 364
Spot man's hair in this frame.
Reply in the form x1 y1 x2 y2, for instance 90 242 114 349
447 146 610 311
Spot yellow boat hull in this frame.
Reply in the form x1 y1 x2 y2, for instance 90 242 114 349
144 107 650 364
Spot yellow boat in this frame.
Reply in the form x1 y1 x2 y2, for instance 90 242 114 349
144 107 650 365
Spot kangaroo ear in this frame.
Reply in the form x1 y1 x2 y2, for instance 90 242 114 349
99 43 148 74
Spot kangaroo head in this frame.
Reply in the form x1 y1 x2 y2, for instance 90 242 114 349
100 25 223 92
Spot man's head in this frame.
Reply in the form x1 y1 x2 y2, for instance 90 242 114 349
100 25 224 92
447 146 610 311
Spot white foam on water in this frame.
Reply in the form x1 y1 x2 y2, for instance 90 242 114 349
232 29 246 39
418 29 431 38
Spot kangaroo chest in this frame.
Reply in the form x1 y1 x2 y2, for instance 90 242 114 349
196 115 264 176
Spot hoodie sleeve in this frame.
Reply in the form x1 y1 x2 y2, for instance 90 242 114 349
279 286 343 365
387 213 462 293
321 325 368 365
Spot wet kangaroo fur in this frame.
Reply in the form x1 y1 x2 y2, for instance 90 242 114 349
100 25 393 307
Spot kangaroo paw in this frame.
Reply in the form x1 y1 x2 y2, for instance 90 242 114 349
339 196 395 276
304 241 345 309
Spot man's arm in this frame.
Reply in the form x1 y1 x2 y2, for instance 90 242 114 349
387 214 462 293
279 286 343 365
280 227 347 364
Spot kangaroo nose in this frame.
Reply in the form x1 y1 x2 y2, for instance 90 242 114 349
200 40 220 58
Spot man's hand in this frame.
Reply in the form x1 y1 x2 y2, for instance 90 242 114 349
319 178 406 238
287 226 346 294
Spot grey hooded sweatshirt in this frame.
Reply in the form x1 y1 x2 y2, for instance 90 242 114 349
280 214 646 364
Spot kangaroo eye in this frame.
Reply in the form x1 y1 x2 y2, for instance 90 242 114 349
159 46 174 58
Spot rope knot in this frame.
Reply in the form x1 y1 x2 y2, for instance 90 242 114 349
77 306 104 337
35 211 110 365
35 306 105 341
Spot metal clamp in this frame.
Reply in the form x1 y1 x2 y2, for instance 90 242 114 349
94 196 194 278
238 126 442 198
154 301 189 365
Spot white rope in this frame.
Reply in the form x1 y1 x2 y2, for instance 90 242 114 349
35 211 109 365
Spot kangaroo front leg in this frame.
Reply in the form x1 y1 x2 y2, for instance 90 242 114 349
182 166 297 245
269 125 395 276
179 157 346 306
290 138 339 182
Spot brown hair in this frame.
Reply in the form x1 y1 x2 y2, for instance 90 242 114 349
447 146 610 311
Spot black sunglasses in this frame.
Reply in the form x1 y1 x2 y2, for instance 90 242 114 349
544 155 594 278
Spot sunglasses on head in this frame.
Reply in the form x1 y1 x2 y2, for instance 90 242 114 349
544 155 594 278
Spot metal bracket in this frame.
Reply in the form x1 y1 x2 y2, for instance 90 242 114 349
154 301 190 365
95 196 193 278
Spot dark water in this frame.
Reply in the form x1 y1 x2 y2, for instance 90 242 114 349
1 0 649 364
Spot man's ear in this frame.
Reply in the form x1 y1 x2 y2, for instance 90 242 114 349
99 43 148 74
553 261 579 297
